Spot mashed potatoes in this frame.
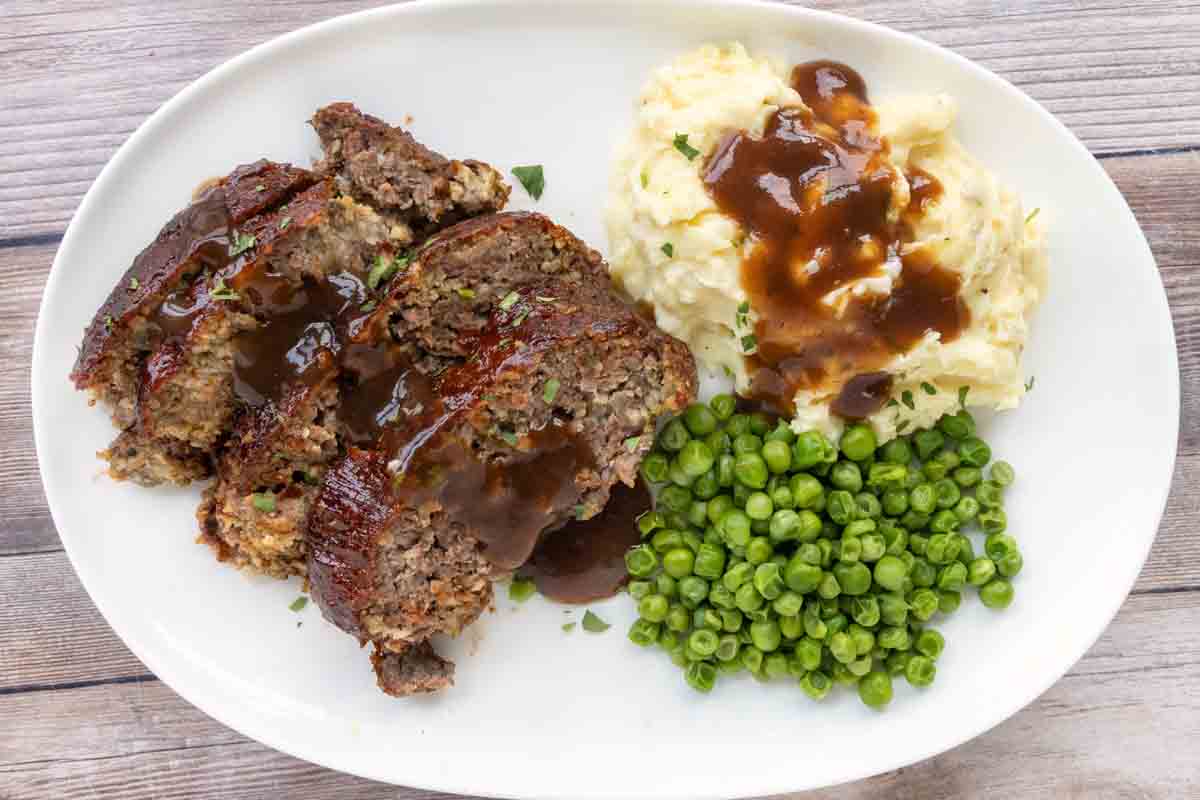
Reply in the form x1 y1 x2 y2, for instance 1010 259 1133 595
606 43 1047 442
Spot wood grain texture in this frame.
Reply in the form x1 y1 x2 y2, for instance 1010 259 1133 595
1 592 1197 799
1 1 1198 799
2 0 1199 238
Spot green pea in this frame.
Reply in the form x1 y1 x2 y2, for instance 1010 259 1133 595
832 561 871 595
740 644 764 674
879 438 912 465
817 571 842 600
840 536 862 563
658 547 691 579
658 418 690 451
695 607 723 631
879 592 909 627
913 429 944 460
678 576 709 608
915 628 945 660
640 452 669 484
840 424 877 461
745 536 773 565
732 433 763 456
859 532 887 562
855 492 882 519
678 440 715 479
693 543 725 580
886 650 913 676
926 533 960 565
830 461 864 492
753 562 785 600
658 485 692 513
683 403 718 436
985 533 1018 562
799 669 833 700
733 452 769 488
791 430 828 469
691 470 720 501
745 491 774 520
734 582 764 613
868 462 908 492
772 590 804 618
909 557 936 588
967 557 996 586
858 670 893 709
827 490 858 525
990 460 1015 487
996 550 1023 577
937 561 968 592
922 460 949 482
952 533 974 565
845 595 877 628
709 393 736 420
684 500 707 528
938 410 975 440
979 508 1007 534
639 594 670 623
929 509 960 533
933 478 961 509
882 488 909 517
718 508 751 547
748 412 770 436
628 618 660 647
909 588 939 621
767 509 800 544
708 583 734 609
908 533 929 556
666 604 690 632
725 413 751 437
705 495 733 527
938 590 962 615
958 436 991 467
763 419 796 444
688 628 720 657
748 619 781 653
828 631 855 664
910 483 936 514
871 554 907 592
977 480 1005 509
979 578 1014 609
954 495 980 522
625 545 658 577
770 485 795 510
952 465 981 488
782 556 821 594
905 655 937 687
627 580 652 601
716 453 736 487
789 474 823 508
877 625 909 651
762 439 792 474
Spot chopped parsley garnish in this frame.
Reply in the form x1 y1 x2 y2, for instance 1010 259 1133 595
921 381 937 395
279 216 292 230
741 334 757 354
574 504 588 520
499 430 519 447
1025 207 1041 224
498 291 520 311
723 364 734 379
542 378 560 404
624 435 641 452
582 610 610 633
562 622 576 633
210 277 239 301
661 243 674 258
360 299 377 312
1025 376 1036 392
511 165 545 200
736 301 750 330
640 171 649 189
288 596 308 612
102 315 114 331
901 390 915 410
252 491 276 513
230 231 256 256
508 577 536 602
367 254 401 290
886 398 899 409
958 385 970 408
738 301 750 315
673 133 701 161
456 287 476 300
255 183 266 192
128 277 140 291
896 420 910 432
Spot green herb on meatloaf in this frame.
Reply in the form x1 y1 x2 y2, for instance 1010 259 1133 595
511 165 545 200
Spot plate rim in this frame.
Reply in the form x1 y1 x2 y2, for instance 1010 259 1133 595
31 0 1180 796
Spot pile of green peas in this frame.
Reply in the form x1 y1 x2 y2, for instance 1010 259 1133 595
625 393 1022 709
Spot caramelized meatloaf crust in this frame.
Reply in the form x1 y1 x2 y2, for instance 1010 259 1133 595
306 215 696 694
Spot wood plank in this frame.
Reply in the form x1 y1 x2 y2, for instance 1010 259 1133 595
1 591 1196 799
1 0 1198 238
0 551 148 690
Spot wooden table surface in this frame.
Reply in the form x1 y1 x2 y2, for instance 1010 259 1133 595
2 1 1198 798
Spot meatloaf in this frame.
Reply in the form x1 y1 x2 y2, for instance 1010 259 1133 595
306 215 697 694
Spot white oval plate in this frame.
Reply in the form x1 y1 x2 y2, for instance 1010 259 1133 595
33 1 1178 797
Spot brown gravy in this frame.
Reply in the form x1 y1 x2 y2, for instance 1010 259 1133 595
702 60 967 417
519 480 650 603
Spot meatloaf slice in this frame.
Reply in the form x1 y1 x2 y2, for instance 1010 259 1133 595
386 212 622 359
72 160 319 429
372 640 454 697
312 102 510 232
307 282 697 694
